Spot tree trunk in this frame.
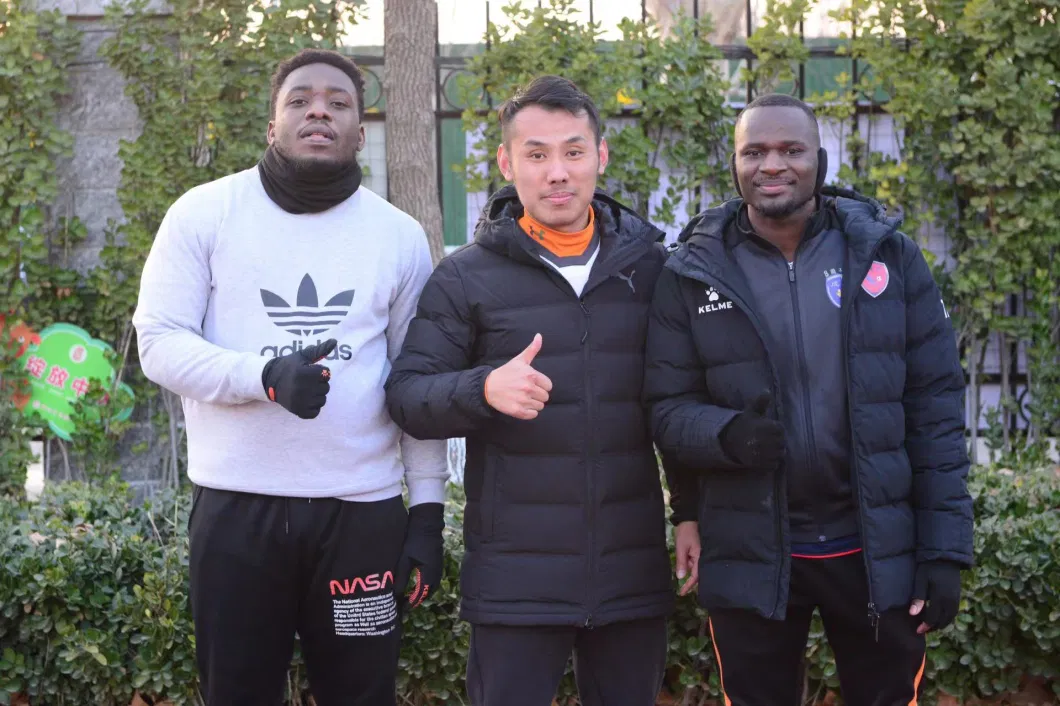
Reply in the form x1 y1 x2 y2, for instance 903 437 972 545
383 0 446 266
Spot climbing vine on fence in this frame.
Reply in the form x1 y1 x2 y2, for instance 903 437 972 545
464 0 1060 464
4 0 1056 487
834 0 1060 463
0 0 369 492
745 0 1060 460
459 0 734 226
0 1 82 496
0 0 371 492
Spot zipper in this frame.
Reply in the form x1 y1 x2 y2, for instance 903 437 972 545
671 262 789 619
786 259 825 541
580 298 595 629
516 232 648 629
842 238 888 637
577 239 645 629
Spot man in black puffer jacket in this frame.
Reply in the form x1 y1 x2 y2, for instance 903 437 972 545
385 76 673 706
644 94 973 706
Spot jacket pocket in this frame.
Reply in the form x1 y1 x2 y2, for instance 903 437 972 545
469 449 499 544
481 459 498 543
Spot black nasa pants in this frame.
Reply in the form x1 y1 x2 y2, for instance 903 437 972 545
188 486 408 706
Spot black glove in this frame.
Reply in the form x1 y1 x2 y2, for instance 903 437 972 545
261 339 336 419
912 561 962 632
394 502 445 610
719 393 786 469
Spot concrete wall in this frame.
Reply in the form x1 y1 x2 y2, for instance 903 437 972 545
37 2 168 492
43 2 145 271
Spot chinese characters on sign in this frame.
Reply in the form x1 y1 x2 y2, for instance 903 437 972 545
9 323 136 440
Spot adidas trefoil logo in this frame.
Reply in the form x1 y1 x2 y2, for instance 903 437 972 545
260 274 355 336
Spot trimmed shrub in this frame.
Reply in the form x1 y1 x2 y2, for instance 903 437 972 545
0 467 1057 705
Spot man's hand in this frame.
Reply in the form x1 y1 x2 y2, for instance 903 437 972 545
910 561 962 634
394 503 445 610
261 339 336 419
484 333 553 420
674 521 701 596
719 393 786 469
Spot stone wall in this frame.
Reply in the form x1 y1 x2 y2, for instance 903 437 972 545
38 1 169 492
44 2 143 272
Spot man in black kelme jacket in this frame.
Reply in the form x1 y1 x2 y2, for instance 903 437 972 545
385 76 673 706
644 93 973 706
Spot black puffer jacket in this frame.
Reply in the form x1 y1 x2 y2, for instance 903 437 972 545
644 188 974 621
385 186 674 627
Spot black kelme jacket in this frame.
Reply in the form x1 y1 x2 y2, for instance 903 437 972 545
644 188 974 620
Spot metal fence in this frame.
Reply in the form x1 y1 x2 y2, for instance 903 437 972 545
346 0 1033 443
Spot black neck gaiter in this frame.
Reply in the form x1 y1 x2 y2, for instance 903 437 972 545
257 144 362 214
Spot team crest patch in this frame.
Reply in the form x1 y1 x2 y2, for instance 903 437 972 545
861 261 889 298
826 273 842 308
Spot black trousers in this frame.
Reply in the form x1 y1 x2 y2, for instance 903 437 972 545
466 617 668 706
707 553 926 706
188 486 408 706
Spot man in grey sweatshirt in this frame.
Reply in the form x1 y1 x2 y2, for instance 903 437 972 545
132 49 448 706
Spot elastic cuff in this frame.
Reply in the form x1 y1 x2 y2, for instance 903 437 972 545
669 509 698 527
468 365 498 418
407 476 447 506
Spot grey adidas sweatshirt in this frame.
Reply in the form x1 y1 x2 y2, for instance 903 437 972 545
132 167 448 504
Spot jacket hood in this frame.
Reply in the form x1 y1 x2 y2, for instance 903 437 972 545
678 187 902 244
472 184 664 258
671 186 903 280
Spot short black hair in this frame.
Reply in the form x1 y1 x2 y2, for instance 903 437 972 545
735 93 819 134
498 75 602 145
269 48 366 120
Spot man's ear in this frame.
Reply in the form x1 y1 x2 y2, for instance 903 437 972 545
497 144 513 181
598 138 609 174
267 120 276 145
356 124 366 153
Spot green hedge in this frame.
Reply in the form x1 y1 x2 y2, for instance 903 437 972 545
0 468 1057 705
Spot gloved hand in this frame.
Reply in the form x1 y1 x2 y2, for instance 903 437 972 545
261 339 336 419
394 502 445 609
719 393 786 469
910 561 962 634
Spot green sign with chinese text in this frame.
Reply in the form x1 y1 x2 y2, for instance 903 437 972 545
17 323 135 441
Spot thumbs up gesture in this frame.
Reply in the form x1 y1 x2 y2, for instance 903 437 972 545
261 339 337 420
484 334 553 420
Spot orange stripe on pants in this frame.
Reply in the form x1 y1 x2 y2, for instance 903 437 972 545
908 653 926 706
708 618 733 706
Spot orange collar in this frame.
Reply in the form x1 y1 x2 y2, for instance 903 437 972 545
519 208 595 258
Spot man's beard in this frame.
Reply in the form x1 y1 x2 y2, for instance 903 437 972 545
274 138 359 176
751 193 814 219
